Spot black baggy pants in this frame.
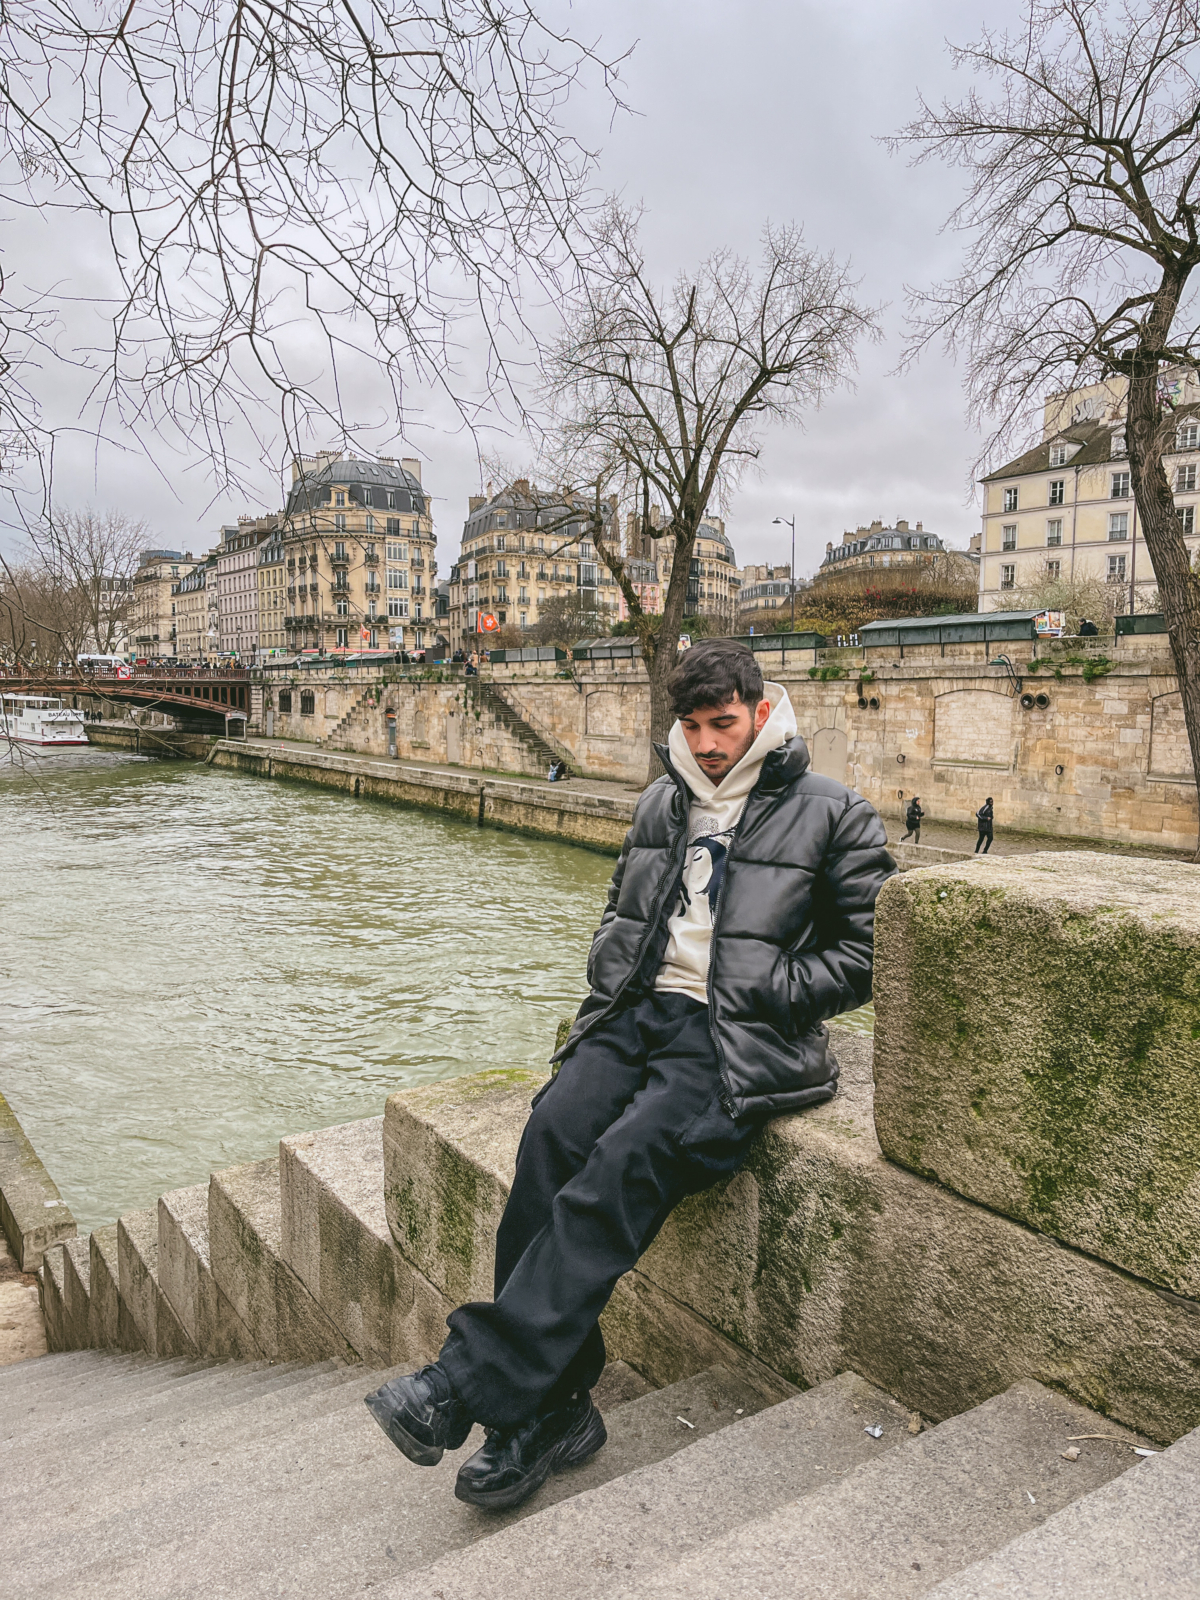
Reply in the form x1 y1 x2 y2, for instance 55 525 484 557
437 990 763 1430
975 828 993 853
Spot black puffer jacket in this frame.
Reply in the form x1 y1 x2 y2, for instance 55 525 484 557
554 735 896 1119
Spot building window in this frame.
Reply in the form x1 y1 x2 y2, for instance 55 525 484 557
334 514 346 533
496 535 506 550
1001 524 1017 550
387 491 397 509
1046 519 1063 546
1046 559 1062 580
386 541 407 561
365 514 375 534
1048 442 1070 467
300 690 315 715
1108 512 1129 540
336 597 348 616
1181 505 1195 535
335 491 345 507
1111 431 1126 457
495 559 508 577
278 691 292 713
386 518 401 537
336 627 348 647
1178 423 1199 450
1111 471 1130 498
1000 564 1016 590
1177 464 1197 493
497 610 506 623
519 611 528 628
387 568 407 589
1108 554 1127 580
1003 486 1019 512
389 598 409 618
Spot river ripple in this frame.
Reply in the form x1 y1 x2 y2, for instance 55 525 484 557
0 748 613 1232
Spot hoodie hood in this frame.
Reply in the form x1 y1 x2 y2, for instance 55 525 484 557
667 682 798 806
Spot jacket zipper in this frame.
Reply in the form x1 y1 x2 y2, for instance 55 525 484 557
558 770 691 1054
706 786 760 1119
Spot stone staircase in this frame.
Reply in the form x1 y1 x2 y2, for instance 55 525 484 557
471 679 574 773
319 689 374 749
2 1346 1193 1598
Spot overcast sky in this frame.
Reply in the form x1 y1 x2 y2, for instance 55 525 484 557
3 0 1026 579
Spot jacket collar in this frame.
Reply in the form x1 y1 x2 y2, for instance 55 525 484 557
653 733 811 798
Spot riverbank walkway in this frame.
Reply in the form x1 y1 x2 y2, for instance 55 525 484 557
224 735 1196 864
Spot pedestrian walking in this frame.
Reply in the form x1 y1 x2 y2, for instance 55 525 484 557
900 795 924 844
975 797 994 854
365 639 895 1514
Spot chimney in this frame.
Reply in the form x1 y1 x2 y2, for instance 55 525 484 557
826 541 833 552
401 457 422 484
514 478 531 496
468 495 485 513
896 519 908 531
916 521 923 532
869 519 883 532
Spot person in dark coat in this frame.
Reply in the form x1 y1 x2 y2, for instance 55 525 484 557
365 640 895 1513
900 795 924 844
975 797 995 853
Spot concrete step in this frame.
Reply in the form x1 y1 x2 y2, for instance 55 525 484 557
922 1418 1200 1598
158 1183 263 1358
22 1364 772 1600
207 1157 354 1363
278 1114 449 1369
597 1380 1147 1600
0 1365 375 1551
118 1208 197 1357
60 1236 92 1348
400 1368 914 1600
89 1224 121 1347
0 1360 325 1457
37 1242 67 1350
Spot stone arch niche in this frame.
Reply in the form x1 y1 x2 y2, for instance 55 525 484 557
933 690 1013 766
585 690 622 738
810 727 848 783
1149 692 1194 780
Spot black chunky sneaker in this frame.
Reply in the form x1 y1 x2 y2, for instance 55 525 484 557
454 1392 607 1511
364 1364 473 1466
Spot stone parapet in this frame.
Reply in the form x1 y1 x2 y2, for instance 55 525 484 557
210 742 634 853
0 1089 75 1272
381 1036 1200 1444
873 852 1200 1298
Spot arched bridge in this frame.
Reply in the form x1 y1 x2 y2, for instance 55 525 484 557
2 669 251 730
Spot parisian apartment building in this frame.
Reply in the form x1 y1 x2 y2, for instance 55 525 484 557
446 480 622 651
132 549 197 657
281 453 437 654
978 372 1200 612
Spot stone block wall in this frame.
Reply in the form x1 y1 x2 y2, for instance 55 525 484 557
873 853 1200 1298
252 643 1199 847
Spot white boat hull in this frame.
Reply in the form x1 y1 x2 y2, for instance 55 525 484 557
8 734 90 746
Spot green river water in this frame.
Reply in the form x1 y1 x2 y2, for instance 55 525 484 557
0 747 872 1234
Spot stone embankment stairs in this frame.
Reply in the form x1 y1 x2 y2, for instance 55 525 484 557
471 679 575 773
3 1345 1193 1596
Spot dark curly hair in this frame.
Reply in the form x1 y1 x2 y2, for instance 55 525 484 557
666 638 764 721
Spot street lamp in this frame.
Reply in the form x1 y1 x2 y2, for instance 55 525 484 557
772 516 796 628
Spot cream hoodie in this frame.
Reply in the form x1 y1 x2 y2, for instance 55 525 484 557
655 683 798 1005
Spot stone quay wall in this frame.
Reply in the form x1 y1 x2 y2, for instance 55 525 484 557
253 637 1199 850
29 851 1200 1446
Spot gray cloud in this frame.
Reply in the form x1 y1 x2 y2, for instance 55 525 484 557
1 0 1022 578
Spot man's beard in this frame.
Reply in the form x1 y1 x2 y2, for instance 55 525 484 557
697 725 757 777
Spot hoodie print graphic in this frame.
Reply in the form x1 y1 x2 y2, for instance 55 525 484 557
677 816 734 923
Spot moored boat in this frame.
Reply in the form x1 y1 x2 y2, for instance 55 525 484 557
1 694 89 746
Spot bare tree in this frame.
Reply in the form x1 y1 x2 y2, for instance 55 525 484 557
28 509 144 659
0 1 626 502
896 0 1200 845
540 203 875 780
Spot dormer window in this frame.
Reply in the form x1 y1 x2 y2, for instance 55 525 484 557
1049 441 1088 467
1111 431 1127 457
1178 422 1199 450
335 490 346 507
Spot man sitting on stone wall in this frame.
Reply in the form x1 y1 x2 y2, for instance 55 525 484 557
365 638 896 1511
